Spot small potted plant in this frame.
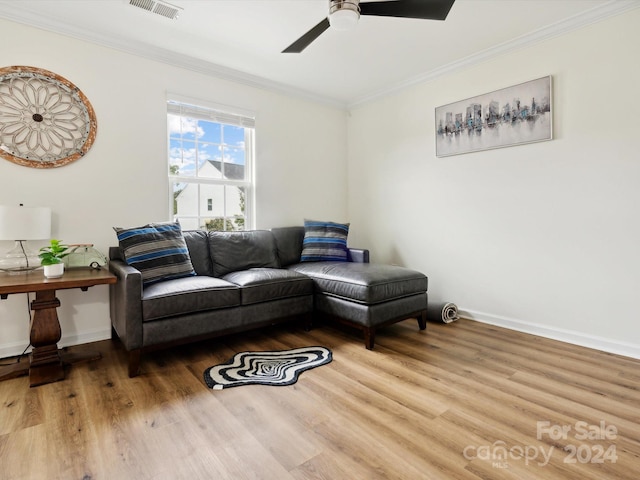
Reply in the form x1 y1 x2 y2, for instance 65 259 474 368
39 239 73 278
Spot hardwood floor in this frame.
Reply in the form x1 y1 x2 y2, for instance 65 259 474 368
1 318 638 479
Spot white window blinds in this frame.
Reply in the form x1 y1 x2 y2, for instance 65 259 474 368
167 99 255 128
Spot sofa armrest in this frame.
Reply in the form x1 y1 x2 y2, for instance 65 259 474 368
109 259 144 350
348 248 370 263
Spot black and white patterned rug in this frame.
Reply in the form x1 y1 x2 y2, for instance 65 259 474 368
203 346 332 390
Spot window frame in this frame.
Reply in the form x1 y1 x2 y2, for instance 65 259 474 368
167 94 255 231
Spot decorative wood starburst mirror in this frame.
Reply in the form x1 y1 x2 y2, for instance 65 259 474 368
0 66 97 168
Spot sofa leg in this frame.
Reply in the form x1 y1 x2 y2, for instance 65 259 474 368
417 310 427 331
128 349 141 378
364 328 375 350
111 325 118 341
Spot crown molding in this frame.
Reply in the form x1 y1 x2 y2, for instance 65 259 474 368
1 0 636 111
0 6 347 109
348 0 640 108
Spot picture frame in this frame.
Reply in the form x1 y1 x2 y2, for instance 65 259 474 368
435 76 552 157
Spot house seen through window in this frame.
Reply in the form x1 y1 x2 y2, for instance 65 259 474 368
168 98 254 231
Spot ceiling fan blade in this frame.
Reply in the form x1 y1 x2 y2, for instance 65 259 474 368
282 17 331 53
360 0 455 20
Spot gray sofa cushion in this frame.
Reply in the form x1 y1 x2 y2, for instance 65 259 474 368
183 230 213 276
142 276 240 322
209 230 279 277
223 268 314 305
289 262 428 305
271 226 304 267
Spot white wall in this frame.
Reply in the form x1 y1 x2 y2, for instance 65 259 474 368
347 9 640 358
0 19 348 357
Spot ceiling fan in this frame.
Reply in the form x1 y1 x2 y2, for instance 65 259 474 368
282 0 456 53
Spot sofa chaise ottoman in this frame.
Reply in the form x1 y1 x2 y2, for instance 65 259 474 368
272 226 428 349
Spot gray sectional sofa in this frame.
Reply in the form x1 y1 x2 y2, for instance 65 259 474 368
109 226 428 377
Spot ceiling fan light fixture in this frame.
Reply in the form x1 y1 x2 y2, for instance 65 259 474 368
329 0 360 31
283 0 454 53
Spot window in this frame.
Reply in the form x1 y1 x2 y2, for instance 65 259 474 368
167 96 254 231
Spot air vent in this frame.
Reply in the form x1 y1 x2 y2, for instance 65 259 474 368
129 0 182 20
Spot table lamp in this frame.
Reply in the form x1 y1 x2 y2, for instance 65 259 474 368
0 204 52 273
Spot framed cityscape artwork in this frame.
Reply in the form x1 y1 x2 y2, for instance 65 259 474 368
435 76 552 157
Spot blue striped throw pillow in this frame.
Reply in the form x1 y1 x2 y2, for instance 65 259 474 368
114 222 195 286
301 219 350 262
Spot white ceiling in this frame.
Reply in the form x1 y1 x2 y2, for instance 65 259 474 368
0 0 635 106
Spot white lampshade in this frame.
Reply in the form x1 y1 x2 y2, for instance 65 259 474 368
0 205 51 240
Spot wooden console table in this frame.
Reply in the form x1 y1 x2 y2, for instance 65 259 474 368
0 268 116 387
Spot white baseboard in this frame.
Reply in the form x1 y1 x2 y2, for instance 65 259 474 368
3 313 639 361
0 327 112 360
0 340 31 360
460 309 640 360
